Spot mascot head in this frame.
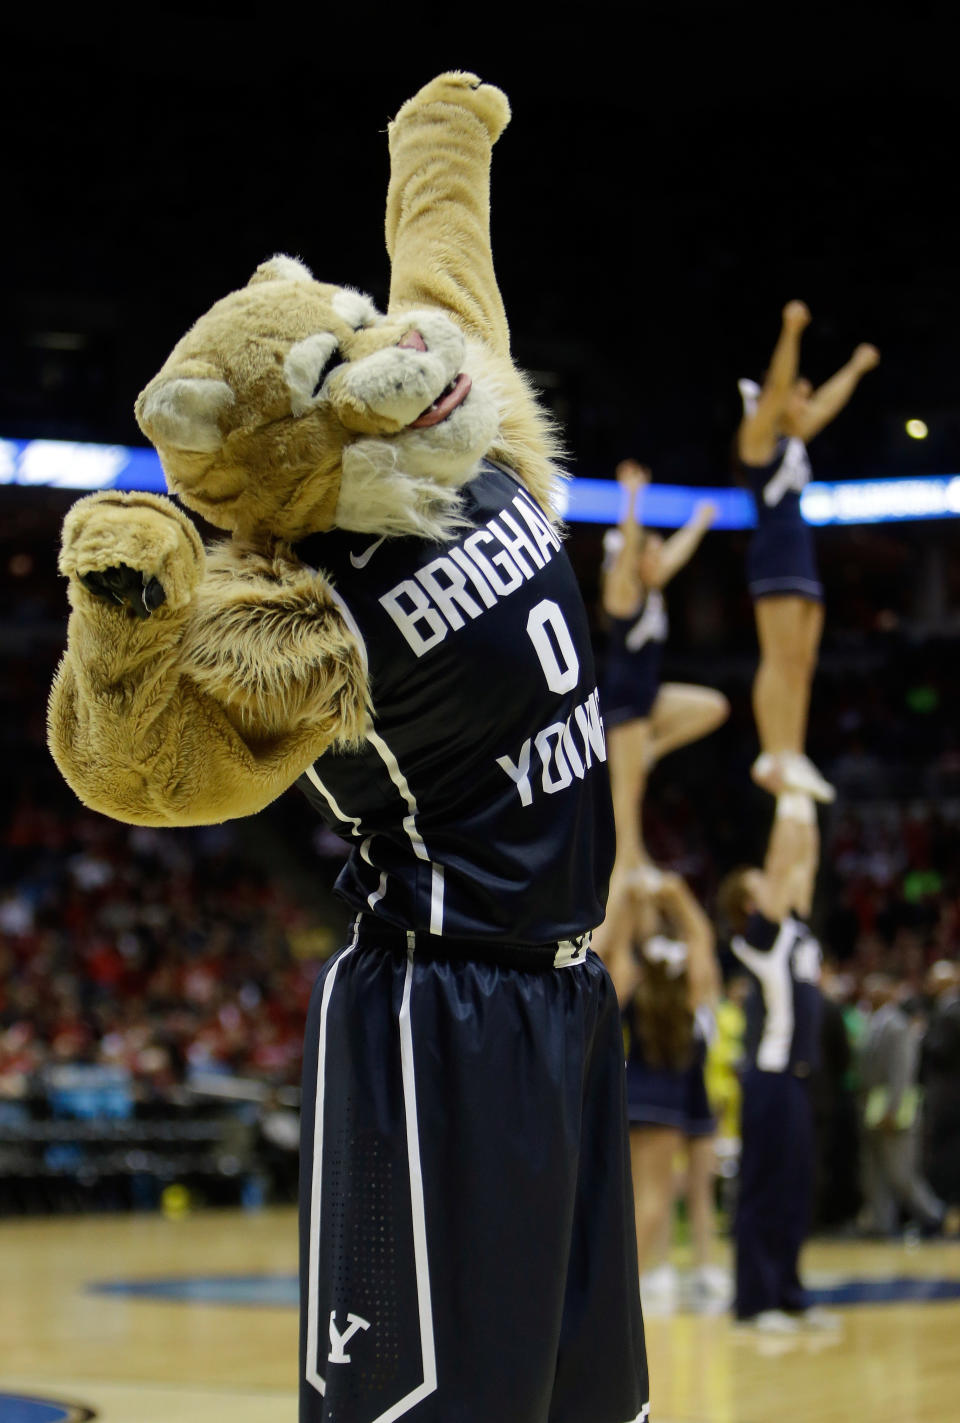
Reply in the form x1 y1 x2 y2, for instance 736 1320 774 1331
135 255 500 544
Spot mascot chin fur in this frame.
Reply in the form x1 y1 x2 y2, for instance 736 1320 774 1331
47 71 563 826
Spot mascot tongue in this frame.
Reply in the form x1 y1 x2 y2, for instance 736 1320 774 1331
409 373 472 428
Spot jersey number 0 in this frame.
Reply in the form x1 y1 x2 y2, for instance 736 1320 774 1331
526 599 580 694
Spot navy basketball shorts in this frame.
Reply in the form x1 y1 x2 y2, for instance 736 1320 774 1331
299 932 649 1423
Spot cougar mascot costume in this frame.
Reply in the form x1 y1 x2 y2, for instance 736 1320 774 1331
49 73 648 1423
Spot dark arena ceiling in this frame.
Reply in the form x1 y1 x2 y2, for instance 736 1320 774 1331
2 9 954 485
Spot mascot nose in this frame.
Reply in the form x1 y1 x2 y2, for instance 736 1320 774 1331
397 330 427 352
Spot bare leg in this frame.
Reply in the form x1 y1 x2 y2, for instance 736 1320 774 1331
797 598 825 739
752 596 821 756
630 1125 682 1275
684 1133 732 1309
686 1135 717 1270
651 1174 677 1268
752 597 830 798
606 717 653 865
646 683 730 769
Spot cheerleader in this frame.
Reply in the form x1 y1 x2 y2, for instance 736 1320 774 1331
717 793 834 1330
737 300 879 802
601 460 728 870
598 867 720 1305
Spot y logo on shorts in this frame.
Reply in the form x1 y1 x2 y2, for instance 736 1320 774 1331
328 1310 372 1364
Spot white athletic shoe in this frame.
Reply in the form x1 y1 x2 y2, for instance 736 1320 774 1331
750 751 836 803
640 1263 679 1316
778 752 836 804
750 752 784 794
797 1305 842 1332
687 1264 733 1313
736 1309 801 1334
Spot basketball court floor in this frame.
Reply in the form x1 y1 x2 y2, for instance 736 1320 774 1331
1 1208 958 1421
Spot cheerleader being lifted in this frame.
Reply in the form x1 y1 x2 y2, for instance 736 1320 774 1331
735 299 879 802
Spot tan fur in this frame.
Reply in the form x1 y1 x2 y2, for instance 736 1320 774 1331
468 341 568 526
183 541 369 742
48 71 569 828
59 491 206 608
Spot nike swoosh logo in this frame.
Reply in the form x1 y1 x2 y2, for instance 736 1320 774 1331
349 537 386 570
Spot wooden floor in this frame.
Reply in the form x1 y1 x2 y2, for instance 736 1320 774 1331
1 1208 959 1422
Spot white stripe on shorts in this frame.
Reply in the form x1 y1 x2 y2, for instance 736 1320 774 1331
382 954 439 1420
305 927 359 1398
304 934 439 1421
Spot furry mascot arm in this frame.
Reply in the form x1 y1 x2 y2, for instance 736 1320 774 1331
385 71 566 524
48 492 367 826
386 71 512 356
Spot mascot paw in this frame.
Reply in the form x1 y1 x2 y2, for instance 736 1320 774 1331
395 71 511 142
80 565 168 620
60 490 206 614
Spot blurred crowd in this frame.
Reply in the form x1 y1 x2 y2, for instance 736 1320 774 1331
1 496 959 1226
704 958 960 1231
0 796 325 1103
645 764 960 971
3 746 958 1228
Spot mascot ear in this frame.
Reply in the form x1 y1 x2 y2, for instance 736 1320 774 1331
136 374 235 452
249 254 315 286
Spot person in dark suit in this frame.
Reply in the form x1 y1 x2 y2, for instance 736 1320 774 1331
921 961 960 1204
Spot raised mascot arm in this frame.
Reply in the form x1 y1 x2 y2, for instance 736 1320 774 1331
386 71 565 523
386 71 512 355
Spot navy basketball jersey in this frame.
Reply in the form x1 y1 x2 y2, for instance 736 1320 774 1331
295 460 615 943
730 913 823 1074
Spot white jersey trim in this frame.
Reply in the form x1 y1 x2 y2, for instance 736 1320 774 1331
360 840 388 912
326 582 369 675
306 721 445 932
304 765 363 837
366 730 429 863
366 727 445 934
730 919 799 1073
